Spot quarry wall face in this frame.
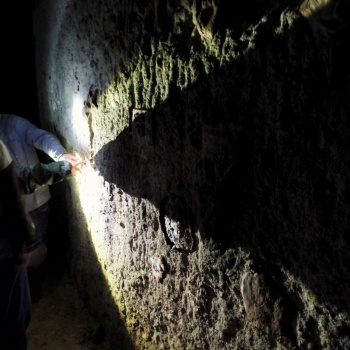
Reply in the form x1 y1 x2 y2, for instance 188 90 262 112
32 0 350 349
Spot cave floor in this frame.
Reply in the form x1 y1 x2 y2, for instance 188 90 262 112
26 266 109 350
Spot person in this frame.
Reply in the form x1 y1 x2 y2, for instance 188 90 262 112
0 139 80 349
0 139 37 349
0 113 83 302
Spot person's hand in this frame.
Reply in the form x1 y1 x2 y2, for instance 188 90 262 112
59 153 81 164
27 243 48 270
15 243 48 271
15 252 31 271
70 160 86 176
60 153 86 176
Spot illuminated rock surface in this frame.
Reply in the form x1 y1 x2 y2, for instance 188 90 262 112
28 0 350 348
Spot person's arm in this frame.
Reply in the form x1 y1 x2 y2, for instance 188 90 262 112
13 115 85 169
15 160 73 194
13 115 68 160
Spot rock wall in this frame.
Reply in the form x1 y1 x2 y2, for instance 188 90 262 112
31 0 350 349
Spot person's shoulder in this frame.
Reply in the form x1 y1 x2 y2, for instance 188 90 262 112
7 114 37 130
0 113 29 124
0 139 12 170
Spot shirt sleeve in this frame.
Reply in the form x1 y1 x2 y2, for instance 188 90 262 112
15 160 72 194
13 115 68 161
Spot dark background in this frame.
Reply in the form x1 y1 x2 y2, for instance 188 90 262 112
0 1 39 124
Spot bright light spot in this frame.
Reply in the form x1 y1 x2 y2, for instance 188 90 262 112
74 162 104 233
71 95 90 151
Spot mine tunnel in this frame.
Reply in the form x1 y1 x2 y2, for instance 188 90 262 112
1 0 350 349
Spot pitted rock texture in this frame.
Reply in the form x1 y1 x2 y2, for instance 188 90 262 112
160 194 195 251
240 271 297 348
32 0 350 349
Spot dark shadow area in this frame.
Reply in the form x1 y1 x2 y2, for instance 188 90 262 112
93 0 350 325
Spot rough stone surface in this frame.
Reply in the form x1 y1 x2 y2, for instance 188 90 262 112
31 0 350 349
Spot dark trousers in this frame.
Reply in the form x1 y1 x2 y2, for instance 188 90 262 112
28 202 49 299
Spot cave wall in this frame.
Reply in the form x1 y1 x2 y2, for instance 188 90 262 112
31 0 350 349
